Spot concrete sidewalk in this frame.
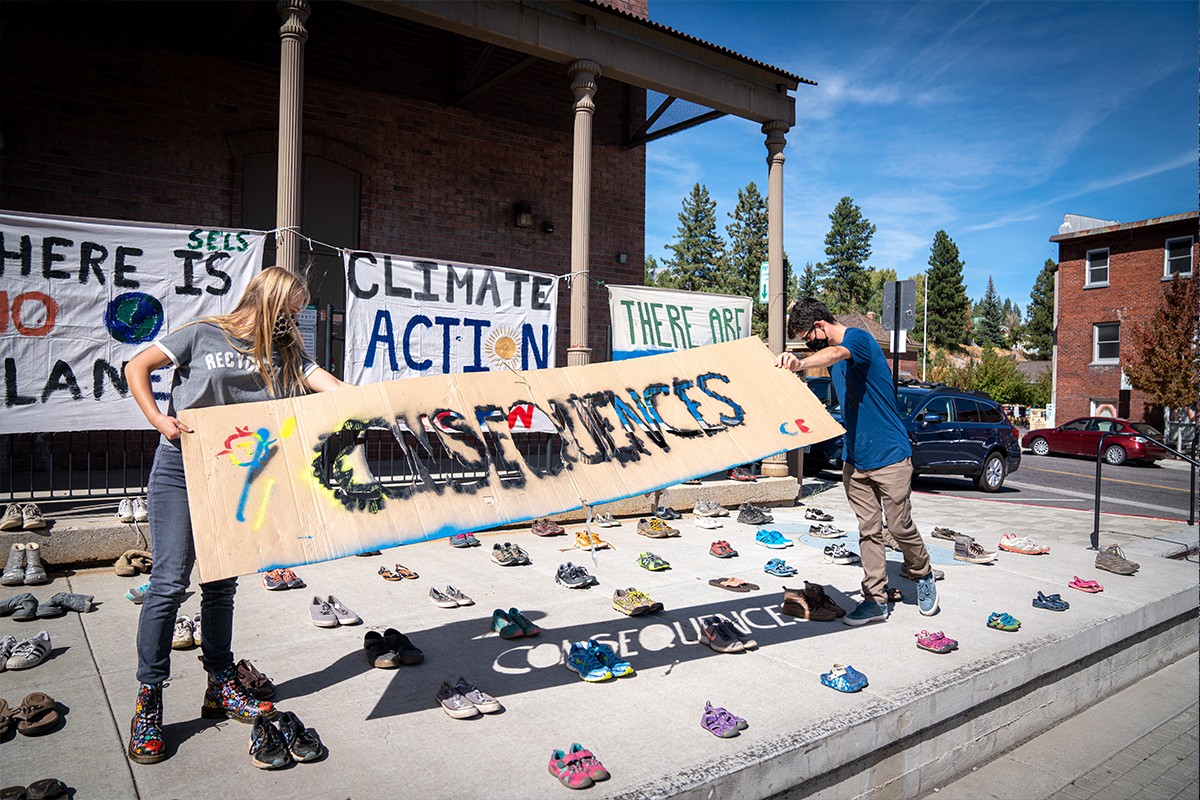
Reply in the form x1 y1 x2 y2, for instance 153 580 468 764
2 484 1196 799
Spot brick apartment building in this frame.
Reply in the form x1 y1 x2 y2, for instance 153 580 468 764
1049 211 1198 425
0 0 805 498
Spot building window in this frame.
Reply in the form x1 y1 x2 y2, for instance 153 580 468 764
1093 322 1119 364
1165 236 1194 278
1085 248 1109 287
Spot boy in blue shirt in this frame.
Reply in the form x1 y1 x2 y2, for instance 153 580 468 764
775 299 938 624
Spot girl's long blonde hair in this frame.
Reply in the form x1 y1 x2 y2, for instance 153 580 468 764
200 266 311 398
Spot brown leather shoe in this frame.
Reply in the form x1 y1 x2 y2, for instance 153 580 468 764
803 581 847 618
780 586 837 621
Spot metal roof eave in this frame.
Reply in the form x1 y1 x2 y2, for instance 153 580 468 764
1048 211 1200 243
346 0 800 125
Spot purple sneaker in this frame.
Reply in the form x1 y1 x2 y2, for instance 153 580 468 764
701 700 742 738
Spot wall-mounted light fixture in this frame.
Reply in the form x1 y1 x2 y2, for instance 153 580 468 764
616 252 628 264
513 202 533 229
542 221 555 234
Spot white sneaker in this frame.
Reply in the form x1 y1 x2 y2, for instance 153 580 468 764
192 612 202 647
695 517 722 530
171 615 194 649
133 497 149 523
5 630 51 670
116 498 135 523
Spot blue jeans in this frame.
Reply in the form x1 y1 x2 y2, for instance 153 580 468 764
136 442 239 685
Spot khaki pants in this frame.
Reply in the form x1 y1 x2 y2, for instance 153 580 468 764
842 457 930 605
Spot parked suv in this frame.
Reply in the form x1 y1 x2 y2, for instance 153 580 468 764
802 376 844 474
895 384 1021 492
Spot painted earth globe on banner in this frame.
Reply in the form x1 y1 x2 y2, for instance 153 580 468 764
105 291 164 344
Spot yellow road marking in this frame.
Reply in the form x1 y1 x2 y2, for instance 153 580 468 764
1023 464 1193 493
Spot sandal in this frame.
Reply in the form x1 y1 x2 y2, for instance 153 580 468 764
378 566 401 581
820 664 868 693
1069 576 1104 593
763 559 796 577
708 577 759 593
987 612 1021 631
394 564 419 580
700 700 741 738
1032 591 1070 612
0 698 11 736
14 691 60 736
25 779 69 800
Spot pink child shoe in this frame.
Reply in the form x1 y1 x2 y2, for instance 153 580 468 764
916 630 956 653
549 748 594 789
568 743 610 781
1069 576 1104 593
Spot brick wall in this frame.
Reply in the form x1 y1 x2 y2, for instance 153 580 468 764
0 0 647 368
1054 216 1198 424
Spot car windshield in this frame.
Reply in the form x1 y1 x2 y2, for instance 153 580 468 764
1129 423 1163 437
895 389 928 417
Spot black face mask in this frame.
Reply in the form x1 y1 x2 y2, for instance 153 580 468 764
272 311 293 343
806 330 829 351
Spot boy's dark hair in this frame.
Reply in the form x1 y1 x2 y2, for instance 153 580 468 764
787 298 836 338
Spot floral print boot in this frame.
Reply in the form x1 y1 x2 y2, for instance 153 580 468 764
128 683 167 764
200 663 274 723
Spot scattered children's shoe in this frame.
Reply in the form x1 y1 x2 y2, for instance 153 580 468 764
727 466 757 482
567 742 610 782
565 641 613 682
804 508 834 522
171 615 195 649
700 700 743 738
276 710 323 762
532 518 566 537
820 663 868 693
248 715 292 769
709 540 738 559
443 585 473 606
589 641 635 677
954 534 998 564
654 506 681 520
327 595 361 624
261 569 287 590
1095 544 1139 575
987 612 1021 631
823 543 860 565
808 523 846 539
491 609 522 639
435 680 481 719
548 748 595 789
1068 576 1104 593
915 630 956 654
133 497 149 522
125 581 152 604
737 503 773 524
930 526 962 541
763 558 796 577
695 516 722 530
117 498 136 523
429 587 460 608
755 529 791 549
1032 591 1069 611
998 533 1050 555
453 675 503 713
448 533 472 548
4 630 52 669
637 551 671 571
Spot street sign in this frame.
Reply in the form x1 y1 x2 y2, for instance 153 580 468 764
882 279 917 330
758 261 769 304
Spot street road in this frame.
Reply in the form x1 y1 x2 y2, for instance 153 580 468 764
909 452 1197 522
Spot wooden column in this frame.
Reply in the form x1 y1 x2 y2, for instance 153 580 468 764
567 60 601 366
275 0 309 273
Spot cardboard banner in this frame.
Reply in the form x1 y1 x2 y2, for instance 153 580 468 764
180 336 841 582
608 284 753 360
0 210 264 433
342 251 558 383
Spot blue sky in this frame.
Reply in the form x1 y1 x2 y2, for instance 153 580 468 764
644 0 1198 308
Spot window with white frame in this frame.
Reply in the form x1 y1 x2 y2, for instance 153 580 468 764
1165 236 1193 277
1086 248 1109 287
1093 322 1119 363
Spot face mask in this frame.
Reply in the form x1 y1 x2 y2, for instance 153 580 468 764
272 311 293 343
807 336 829 351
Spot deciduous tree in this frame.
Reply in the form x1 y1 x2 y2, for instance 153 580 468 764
1121 275 1200 411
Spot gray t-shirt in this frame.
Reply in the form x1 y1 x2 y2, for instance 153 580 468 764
154 322 317 437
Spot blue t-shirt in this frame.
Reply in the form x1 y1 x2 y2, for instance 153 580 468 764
830 327 911 471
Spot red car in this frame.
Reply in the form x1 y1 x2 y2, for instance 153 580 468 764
1021 417 1169 466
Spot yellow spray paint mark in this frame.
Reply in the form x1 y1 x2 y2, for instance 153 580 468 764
253 478 276 530
280 417 297 439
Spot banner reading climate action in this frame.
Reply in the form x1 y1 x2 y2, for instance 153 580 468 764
342 251 558 383
607 284 752 360
0 211 264 433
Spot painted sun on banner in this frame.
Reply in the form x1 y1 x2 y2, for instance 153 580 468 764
341 251 559 384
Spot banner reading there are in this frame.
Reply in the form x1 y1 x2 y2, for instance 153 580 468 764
607 284 752 360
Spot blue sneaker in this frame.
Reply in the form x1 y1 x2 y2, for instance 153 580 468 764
763 559 797 577
916 570 939 616
843 600 889 627
565 641 613 682
755 530 791 549
589 641 635 677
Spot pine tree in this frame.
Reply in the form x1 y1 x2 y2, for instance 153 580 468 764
911 272 927 347
974 276 1005 347
724 182 769 336
644 253 678 288
796 261 821 300
1025 258 1056 359
1001 298 1024 347
662 183 725 292
925 230 970 347
1122 275 1200 411
821 196 875 312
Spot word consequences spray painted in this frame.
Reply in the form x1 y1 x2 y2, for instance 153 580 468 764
180 337 843 583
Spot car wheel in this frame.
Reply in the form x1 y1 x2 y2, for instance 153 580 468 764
975 452 1006 492
1030 437 1049 456
1103 444 1127 466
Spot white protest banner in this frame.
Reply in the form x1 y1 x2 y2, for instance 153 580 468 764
180 336 842 582
0 211 264 433
608 284 752 360
342 251 558 384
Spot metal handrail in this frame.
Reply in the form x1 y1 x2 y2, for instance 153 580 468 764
1092 431 1200 549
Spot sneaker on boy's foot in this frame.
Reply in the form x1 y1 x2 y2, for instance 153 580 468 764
843 600 889 626
954 535 998 564
916 570 939 616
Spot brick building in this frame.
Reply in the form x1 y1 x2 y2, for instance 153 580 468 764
1 0 807 497
1049 211 1198 425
